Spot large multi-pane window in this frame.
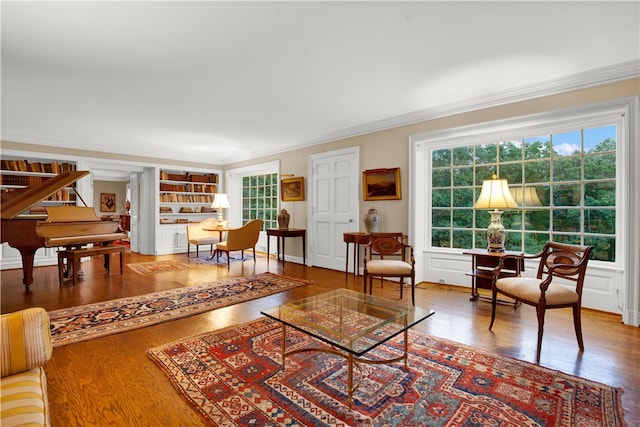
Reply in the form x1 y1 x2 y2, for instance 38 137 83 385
241 173 278 230
431 124 616 261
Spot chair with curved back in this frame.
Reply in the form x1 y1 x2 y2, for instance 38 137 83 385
186 217 224 258
490 241 593 361
363 232 415 305
215 219 264 267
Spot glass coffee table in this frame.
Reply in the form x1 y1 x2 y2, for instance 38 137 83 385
261 288 435 405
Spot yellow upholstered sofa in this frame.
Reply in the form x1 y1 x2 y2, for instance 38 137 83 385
1 307 53 427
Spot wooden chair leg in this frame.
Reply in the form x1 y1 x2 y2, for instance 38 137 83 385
187 243 191 258
411 276 415 306
399 278 404 300
196 245 199 258
573 304 585 351
536 304 546 362
489 287 498 330
226 251 230 268
363 272 368 293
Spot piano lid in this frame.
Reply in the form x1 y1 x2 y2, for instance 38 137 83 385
1 170 90 220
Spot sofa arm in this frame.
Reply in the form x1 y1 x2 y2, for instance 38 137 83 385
1 308 52 378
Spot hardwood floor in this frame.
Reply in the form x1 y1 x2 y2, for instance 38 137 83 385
2 250 639 426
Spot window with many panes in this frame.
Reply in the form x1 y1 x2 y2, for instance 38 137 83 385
431 124 616 261
242 173 278 230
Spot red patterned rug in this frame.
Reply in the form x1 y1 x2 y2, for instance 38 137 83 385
126 260 196 274
49 273 311 348
148 317 626 427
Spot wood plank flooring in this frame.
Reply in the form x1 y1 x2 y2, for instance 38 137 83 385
2 249 638 426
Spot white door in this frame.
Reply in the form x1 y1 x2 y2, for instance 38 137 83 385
308 147 359 270
129 173 140 253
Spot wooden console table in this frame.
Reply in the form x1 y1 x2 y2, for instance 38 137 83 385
266 228 306 265
463 248 523 303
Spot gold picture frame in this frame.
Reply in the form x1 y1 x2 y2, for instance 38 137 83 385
281 177 305 201
362 168 401 201
100 193 116 212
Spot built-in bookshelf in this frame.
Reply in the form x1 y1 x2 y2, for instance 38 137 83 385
158 169 219 225
0 158 78 216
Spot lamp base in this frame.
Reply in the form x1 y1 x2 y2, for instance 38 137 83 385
486 210 506 252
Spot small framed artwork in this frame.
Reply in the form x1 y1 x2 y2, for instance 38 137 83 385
281 177 305 201
100 193 116 212
362 168 401 201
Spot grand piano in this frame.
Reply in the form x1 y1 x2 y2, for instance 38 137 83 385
1 170 126 290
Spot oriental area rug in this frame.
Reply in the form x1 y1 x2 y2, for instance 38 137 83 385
126 260 197 275
148 317 626 427
48 273 311 348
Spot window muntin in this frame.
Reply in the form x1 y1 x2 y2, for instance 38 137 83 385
241 173 278 230
431 124 616 261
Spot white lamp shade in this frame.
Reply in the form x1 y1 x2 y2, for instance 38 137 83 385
474 178 518 210
510 187 542 207
211 193 231 209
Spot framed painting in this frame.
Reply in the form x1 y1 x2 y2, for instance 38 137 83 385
100 193 116 212
281 177 305 201
362 168 401 201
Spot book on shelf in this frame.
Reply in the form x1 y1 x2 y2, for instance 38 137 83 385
1 160 76 173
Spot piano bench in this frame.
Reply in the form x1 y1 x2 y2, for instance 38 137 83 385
57 244 125 286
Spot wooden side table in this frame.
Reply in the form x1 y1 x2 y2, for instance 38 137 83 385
343 232 370 277
266 228 306 265
463 248 524 303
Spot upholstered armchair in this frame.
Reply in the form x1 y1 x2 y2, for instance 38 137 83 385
186 218 228 258
1 307 53 427
215 219 264 267
363 232 416 305
490 241 593 361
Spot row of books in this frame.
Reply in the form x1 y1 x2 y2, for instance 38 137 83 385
159 183 217 193
159 193 215 203
159 206 216 213
159 219 202 224
160 170 218 184
1 175 50 186
1 160 76 173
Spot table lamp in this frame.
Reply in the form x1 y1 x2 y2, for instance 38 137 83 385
211 193 230 221
474 175 518 252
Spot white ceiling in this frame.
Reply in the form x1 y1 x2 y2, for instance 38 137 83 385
2 1 639 166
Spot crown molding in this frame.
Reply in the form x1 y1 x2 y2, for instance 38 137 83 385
226 60 639 165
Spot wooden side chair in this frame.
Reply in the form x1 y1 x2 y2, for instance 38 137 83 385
489 241 593 361
363 232 416 305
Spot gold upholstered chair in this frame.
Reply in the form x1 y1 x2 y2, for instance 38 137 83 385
1 307 53 427
214 219 264 267
363 232 416 305
489 241 593 361
186 218 226 258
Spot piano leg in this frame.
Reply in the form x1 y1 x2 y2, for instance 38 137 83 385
15 246 37 291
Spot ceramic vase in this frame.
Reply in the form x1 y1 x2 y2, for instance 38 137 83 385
363 207 381 233
277 209 290 229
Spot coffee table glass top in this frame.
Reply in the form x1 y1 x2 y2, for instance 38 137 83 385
261 288 434 356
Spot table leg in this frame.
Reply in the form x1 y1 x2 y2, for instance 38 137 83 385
345 242 350 278
282 236 286 263
347 352 354 406
403 329 408 369
302 234 306 265
281 323 287 368
267 235 271 264
277 236 281 262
